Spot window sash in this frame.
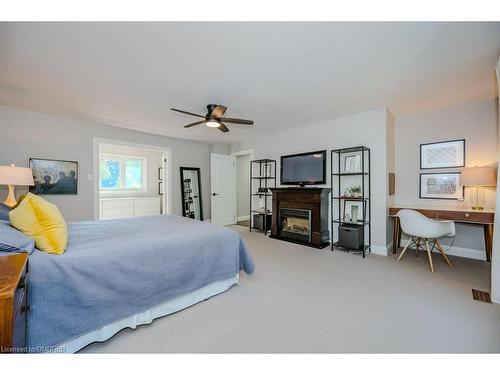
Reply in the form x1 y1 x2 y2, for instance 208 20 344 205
99 154 147 192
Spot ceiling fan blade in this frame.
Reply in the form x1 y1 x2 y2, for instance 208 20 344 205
221 117 254 125
219 123 230 133
211 105 227 119
183 120 205 128
171 108 205 118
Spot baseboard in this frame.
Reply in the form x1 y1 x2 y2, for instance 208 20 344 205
371 245 389 256
237 215 250 222
386 241 486 261
445 246 486 261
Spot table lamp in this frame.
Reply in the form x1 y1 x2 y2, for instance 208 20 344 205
0 164 35 207
461 166 496 210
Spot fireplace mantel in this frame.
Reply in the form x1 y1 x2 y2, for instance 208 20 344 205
269 187 330 248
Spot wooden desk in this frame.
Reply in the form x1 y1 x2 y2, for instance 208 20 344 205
389 206 495 262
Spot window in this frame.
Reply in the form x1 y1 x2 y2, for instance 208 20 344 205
100 158 121 189
99 154 146 192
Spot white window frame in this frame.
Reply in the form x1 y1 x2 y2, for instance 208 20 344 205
99 153 148 194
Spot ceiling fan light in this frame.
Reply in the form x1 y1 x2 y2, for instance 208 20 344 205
205 119 220 128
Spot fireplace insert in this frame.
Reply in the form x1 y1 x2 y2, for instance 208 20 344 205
279 208 311 243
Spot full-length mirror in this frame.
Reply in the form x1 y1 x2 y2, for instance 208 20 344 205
180 167 203 220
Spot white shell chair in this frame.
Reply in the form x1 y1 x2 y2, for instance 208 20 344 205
396 209 455 272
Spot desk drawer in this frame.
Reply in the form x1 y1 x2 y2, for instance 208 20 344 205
437 210 494 223
389 207 438 219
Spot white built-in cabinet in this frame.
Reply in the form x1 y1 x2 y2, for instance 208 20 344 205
99 197 161 220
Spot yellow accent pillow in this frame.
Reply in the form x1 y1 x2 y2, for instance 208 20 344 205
9 193 68 255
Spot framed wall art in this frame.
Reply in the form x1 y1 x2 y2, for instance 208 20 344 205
419 172 464 200
343 199 366 224
29 158 78 195
420 139 465 170
342 153 361 173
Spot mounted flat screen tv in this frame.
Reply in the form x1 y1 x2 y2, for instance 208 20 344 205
280 150 327 186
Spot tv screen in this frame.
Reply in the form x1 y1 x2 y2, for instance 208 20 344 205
280 150 326 186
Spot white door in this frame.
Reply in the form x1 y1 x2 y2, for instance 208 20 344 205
211 153 236 226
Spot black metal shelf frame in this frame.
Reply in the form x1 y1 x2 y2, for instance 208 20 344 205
331 146 371 258
249 159 276 235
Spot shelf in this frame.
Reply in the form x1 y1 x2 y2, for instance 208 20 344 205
251 159 275 163
251 210 272 215
250 158 276 236
332 219 370 226
332 146 370 154
332 172 370 177
332 241 371 251
331 147 371 256
332 196 370 200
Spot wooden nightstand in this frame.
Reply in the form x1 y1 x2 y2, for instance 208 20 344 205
0 253 29 354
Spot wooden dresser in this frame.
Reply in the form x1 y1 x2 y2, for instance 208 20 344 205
0 253 29 353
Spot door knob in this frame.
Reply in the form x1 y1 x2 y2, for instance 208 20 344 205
212 193 219 196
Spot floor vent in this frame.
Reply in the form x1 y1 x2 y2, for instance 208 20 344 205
472 289 491 303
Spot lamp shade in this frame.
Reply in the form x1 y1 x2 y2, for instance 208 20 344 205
0 164 35 186
461 166 496 187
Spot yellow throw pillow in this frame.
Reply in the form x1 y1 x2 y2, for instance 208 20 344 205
9 193 68 255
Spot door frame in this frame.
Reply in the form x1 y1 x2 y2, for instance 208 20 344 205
231 149 254 222
92 138 172 220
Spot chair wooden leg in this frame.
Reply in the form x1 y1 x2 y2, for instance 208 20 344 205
425 240 434 272
397 238 413 261
435 239 453 269
415 238 420 257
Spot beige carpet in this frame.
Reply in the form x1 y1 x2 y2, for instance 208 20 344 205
81 226 500 353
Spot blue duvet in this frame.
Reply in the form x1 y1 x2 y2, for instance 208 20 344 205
27 215 254 350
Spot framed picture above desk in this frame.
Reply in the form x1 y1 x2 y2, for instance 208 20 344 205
388 206 494 262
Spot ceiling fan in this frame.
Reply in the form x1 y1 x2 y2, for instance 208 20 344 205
171 104 254 133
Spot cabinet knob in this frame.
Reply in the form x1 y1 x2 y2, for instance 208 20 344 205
465 213 470 218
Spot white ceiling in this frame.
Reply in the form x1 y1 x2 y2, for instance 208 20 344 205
0 22 499 143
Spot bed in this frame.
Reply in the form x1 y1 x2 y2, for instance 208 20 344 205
27 214 254 353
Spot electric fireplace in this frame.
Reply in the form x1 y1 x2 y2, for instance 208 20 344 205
279 208 311 242
270 187 330 249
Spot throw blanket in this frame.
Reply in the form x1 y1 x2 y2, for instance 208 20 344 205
28 215 254 350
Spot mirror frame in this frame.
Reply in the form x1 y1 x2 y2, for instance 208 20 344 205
180 167 203 221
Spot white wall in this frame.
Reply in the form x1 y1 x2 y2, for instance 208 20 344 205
231 107 391 254
236 153 251 219
394 97 499 260
98 143 163 198
0 105 224 222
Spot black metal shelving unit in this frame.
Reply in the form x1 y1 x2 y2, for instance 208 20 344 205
331 146 371 258
249 159 276 235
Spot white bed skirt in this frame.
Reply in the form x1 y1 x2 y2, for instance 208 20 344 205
59 274 239 353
